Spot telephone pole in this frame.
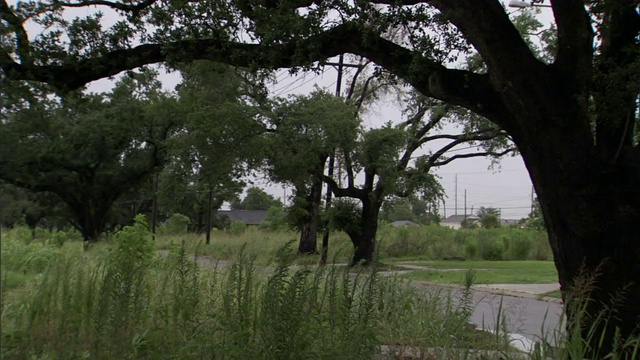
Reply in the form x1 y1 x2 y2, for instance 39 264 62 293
205 188 212 245
321 54 344 265
530 185 535 213
464 189 467 218
455 174 458 215
151 172 159 240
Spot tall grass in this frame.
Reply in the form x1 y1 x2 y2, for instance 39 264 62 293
1 218 492 359
5 222 636 359
154 226 355 265
376 224 552 261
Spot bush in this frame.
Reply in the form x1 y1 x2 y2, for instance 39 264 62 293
478 237 505 260
162 213 190 235
465 236 478 259
229 220 247 235
505 232 533 260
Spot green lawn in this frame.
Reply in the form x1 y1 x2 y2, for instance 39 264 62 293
396 260 559 285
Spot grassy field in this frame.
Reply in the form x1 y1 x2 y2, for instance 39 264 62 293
393 260 559 285
2 224 638 359
1 223 515 359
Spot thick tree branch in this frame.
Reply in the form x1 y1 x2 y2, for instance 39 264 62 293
345 60 370 101
370 0 539 79
425 129 506 167
321 174 366 200
53 0 159 13
1 21 508 124
431 148 514 167
410 104 451 143
1 0 31 64
551 0 594 86
343 150 356 189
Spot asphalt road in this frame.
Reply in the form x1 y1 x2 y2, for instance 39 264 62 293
409 281 565 350
469 288 563 342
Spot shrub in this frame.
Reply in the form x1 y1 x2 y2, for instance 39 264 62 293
478 237 505 260
162 213 190 235
505 232 533 260
465 236 478 259
229 220 247 235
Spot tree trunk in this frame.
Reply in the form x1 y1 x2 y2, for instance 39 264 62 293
298 181 323 255
348 199 381 266
518 125 640 356
68 201 111 242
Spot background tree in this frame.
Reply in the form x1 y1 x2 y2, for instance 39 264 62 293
326 95 512 265
0 71 177 241
231 187 283 211
476 207 501 218
0 182 67 236
479 214 500 229
158 61 265 231
382 195 441 224
261 90 360 254
381 198 415 223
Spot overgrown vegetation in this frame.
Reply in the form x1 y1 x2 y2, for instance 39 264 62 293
1 220 501 359
376 224 551 262
2 220 638 359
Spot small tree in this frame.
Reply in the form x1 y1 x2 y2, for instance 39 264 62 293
480 214 500 229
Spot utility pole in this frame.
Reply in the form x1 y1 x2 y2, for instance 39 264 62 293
206 188 212 245
320 55 363 265
464 189 467 218
283 185 287 207
443 199 446 218
321 54 344 265
530 185 535 213
455 174 458 215
151 172 158 240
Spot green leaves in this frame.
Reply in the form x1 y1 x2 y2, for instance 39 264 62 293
0 70 176 239
263 90 360 187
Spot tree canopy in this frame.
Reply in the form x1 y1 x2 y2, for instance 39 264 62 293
231 187 283 211
0 71 177 240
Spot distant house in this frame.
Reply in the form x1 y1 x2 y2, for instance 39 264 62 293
500 218 521 227
441 215 479 230
217 210 268 226
390 220 420 227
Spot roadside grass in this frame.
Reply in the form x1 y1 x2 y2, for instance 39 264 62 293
3 224 639 359
2 221 510 359
540 290 562 299
395 260 559 285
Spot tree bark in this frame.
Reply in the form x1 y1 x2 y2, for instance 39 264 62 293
297 180 323 255
66 197 113 242
348 198 382 266
516 114 640 356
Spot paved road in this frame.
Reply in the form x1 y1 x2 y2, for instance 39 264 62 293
391 264 564 345
469 288 563 342
409 281 564 350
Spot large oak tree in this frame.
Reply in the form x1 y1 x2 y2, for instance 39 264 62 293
2 0 639 353
0 72 177 241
